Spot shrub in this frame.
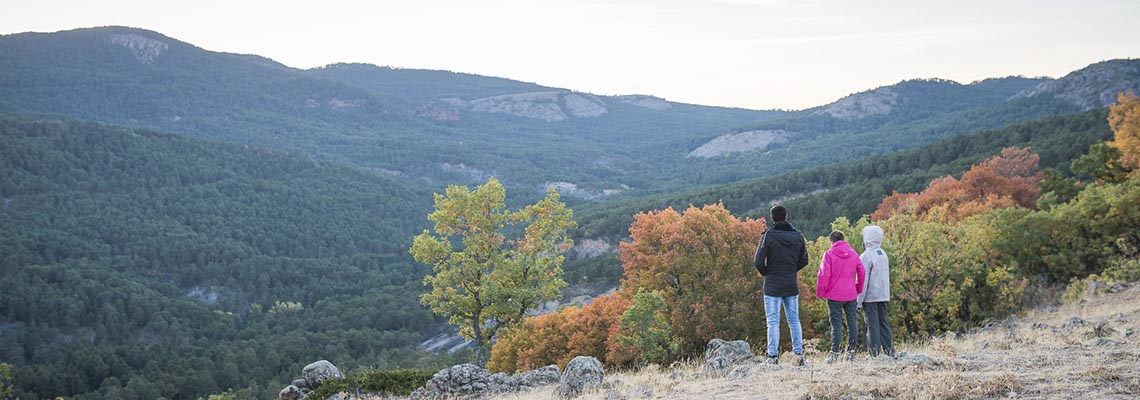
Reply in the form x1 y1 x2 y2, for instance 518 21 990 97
306 368 436 399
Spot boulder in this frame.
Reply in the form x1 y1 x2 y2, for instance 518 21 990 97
412 363 564 399
425 363 493 396
557 356 605 398
704 356 732 375
727 365 751 380
508 364 561 389
301 360 343 389
278 385 304 400
704 339 752 364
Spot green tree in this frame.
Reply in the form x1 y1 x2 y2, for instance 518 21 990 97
1071 142 1128 184
410 178 575 364
0 363 13 400
615 289 677 366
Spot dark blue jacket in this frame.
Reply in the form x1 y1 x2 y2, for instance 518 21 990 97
753 221 810 297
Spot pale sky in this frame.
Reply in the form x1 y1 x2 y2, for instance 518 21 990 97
3 0 1139 110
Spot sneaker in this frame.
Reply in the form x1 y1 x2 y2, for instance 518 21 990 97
846 351 856 361
795 354 806 367
825 352 839 364
767 355 779 365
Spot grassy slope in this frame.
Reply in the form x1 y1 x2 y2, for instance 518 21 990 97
490 284 1140 399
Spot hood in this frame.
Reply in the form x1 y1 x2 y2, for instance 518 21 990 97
863 225 884 250
767 221 802 246
828 240 856 259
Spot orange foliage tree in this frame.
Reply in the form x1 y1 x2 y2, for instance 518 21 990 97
487 292 631 373
620 203 767 355
489 203 770 370
872 147 1042 222
1108 92 1140 173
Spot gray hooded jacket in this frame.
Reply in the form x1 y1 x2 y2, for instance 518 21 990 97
857 225 890 304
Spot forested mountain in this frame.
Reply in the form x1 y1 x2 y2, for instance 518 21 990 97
0 26 785 199
0 118 458 400
3 28 1133 201
306 63 555 101
676 59 1138 187
574 109 1114 242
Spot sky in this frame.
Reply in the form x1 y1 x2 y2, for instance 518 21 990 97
2 0 1139 110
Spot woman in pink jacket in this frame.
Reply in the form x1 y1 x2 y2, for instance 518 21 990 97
816 230 866 363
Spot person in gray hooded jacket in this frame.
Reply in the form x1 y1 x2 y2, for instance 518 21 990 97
857 225 895 357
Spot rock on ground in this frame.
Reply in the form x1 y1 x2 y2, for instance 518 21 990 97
412 363 563 399
557 356 605 398
703 338 753 375
278 385 304 400
301 360 343 389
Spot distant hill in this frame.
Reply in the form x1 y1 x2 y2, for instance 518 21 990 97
1012 58 1140 109
306 63 555 101
6 27 1134 202
0 26 784 200
574 109 1114 243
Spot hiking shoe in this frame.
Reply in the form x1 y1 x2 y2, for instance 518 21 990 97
825 352 839 364
767 355 779 365
846 351 856 361
795 354 806 367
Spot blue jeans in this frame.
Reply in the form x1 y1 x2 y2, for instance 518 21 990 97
764 295 804 357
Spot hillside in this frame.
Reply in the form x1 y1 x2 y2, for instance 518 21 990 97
676 59 1140 190
573 109 1113 245
0 118 456 400
4 28 1135 201
0 26 784 199
491 282 1140 400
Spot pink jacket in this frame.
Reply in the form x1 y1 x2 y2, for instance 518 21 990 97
816 240 866 302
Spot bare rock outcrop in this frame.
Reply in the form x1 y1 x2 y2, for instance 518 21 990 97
108 33 169 64
687 130 787 158
813 87 899 120
277 360 343 400
703 339 753 375
411 363 563 399
556 356 605 398
1012 59 1140 110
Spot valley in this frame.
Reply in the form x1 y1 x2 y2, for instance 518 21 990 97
1 25 1138 400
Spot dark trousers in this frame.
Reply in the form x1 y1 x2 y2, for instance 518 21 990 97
827 300 857 353
864 301 895 356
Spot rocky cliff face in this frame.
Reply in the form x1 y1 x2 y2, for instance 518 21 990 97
439 92 674 122
441 91 609 122
687 130 788 158
108 33 169 64
812 87 899 120
1013 59 1140 110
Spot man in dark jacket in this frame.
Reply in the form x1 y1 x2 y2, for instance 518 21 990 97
754 205 810 365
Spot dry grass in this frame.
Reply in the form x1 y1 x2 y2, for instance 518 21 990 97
355 285 1140 399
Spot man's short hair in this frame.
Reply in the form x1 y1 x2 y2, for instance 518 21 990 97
770 205 787 222
829 230 845 243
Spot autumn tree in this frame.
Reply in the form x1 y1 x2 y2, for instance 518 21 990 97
1108 92 1140 172
488 292 631 372
410 178 576 364
872 147 1041 222
620 203 767 354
